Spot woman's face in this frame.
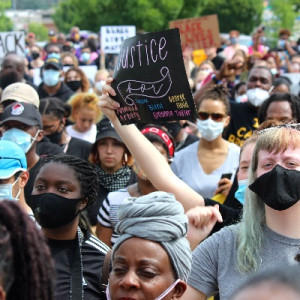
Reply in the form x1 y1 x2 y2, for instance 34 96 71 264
198 99 230 127
256 145 300 178
62 56 74 66
237 142 256 181
265 101 293 123
74 108 96 132
97 137 126 173
32 162 82 200
109 237 178 300
66 70 81 82
42 114 63 136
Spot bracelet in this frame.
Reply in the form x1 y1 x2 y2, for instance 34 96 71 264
211 73 222 84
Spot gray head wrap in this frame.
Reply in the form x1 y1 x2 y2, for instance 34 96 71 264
113 191 192 281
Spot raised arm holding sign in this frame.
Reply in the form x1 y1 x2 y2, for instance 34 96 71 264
111 28 197 125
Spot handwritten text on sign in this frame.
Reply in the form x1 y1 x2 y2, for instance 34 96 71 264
0 31 25 58
112 28 196 125
101 26 136 54
169 15 221 50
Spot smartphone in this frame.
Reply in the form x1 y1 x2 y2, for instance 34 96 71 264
221 173 232 180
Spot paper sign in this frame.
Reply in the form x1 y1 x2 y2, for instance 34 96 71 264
169 15 221 50
101 26 136 54
112 28 197 125
0 31 25 58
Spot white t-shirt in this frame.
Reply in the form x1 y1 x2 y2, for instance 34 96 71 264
171 141 240 198
66 124 97 144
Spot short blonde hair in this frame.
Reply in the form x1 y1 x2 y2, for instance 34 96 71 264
68 92 102 123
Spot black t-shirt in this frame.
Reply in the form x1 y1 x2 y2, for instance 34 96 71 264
36 136 65 157
38 82 74 103
66 137 92 161
223 102 259 147
48 230 109 300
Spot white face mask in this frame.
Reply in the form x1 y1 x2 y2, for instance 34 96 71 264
197 119 224 141
246 88 270 107
105 279 181 300
0 177 21 201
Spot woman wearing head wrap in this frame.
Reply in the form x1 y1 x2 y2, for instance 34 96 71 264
106 191 192 300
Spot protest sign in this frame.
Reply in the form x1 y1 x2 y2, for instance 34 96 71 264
101 26 136 54
111 28 197 125
0 31 25 59
169 15 220 50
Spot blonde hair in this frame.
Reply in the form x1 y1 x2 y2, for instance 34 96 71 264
237 126 300 272
68 92 102 123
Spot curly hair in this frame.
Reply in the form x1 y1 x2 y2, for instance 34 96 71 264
198 84 231 115
68 92 103 123
258 93 300 123
0 201 54 300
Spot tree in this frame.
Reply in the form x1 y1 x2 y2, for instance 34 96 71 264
53 0 203 33
52 0 262 35
199 0 263 34
0 0 13 31
28 22 49 41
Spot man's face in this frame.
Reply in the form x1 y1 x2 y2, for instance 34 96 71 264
0 173 20 199
247 68 273 91
0 57 21 89
1 120 39 139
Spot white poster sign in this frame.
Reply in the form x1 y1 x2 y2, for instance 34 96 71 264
0 31 25 58
100 26 136 54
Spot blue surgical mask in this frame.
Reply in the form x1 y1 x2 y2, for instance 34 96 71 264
234 179 247 205
0 177 21 201
48 52 60 60
81 52 90 62
197 119 224 141
1 128 39 153
230 37 238 45
235 93 247 103
43 69 60 87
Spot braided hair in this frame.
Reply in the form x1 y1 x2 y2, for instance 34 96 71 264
38 154 99 207
0 201 54 300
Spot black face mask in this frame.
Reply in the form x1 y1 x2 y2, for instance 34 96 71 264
47 129 63 144
66 80 81 91
31 52 40 59
0 71 20 90
249 164 300 211
29 193 83 228
163 122 182 138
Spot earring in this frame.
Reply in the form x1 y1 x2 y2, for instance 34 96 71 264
124 153 128 164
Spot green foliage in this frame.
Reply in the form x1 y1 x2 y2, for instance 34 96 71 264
199 0 263 34
53 0 262 35
0 0 13 31
269 0 297 31
28 22 49 41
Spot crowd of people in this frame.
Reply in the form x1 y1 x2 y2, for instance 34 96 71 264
0 23 300 300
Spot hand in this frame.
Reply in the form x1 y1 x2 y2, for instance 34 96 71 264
98 77 120 122
216 59 244 80
186 204 223 249
214 178 232 196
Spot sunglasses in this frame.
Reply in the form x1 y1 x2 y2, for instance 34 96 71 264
197 111 225 122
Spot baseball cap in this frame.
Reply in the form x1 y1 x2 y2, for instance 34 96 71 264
44 57 62 70
0 102 42 128
95 117 123 144
0 140 27 179
1 83 40 108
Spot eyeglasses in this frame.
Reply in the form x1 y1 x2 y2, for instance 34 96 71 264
197 111 225 122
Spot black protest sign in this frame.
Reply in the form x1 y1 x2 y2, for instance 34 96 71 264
112 28 197 125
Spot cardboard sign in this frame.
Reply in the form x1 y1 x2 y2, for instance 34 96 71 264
0 31 25 58
101 26 136 54
169 15 220 50
112 28 197 125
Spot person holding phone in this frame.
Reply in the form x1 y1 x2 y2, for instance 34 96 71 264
171 85 240 198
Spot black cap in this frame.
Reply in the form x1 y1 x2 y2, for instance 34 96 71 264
95 117 123 144
44 57 62 70
0 102 42 128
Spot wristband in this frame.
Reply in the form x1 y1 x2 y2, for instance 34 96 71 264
211 73 222 84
